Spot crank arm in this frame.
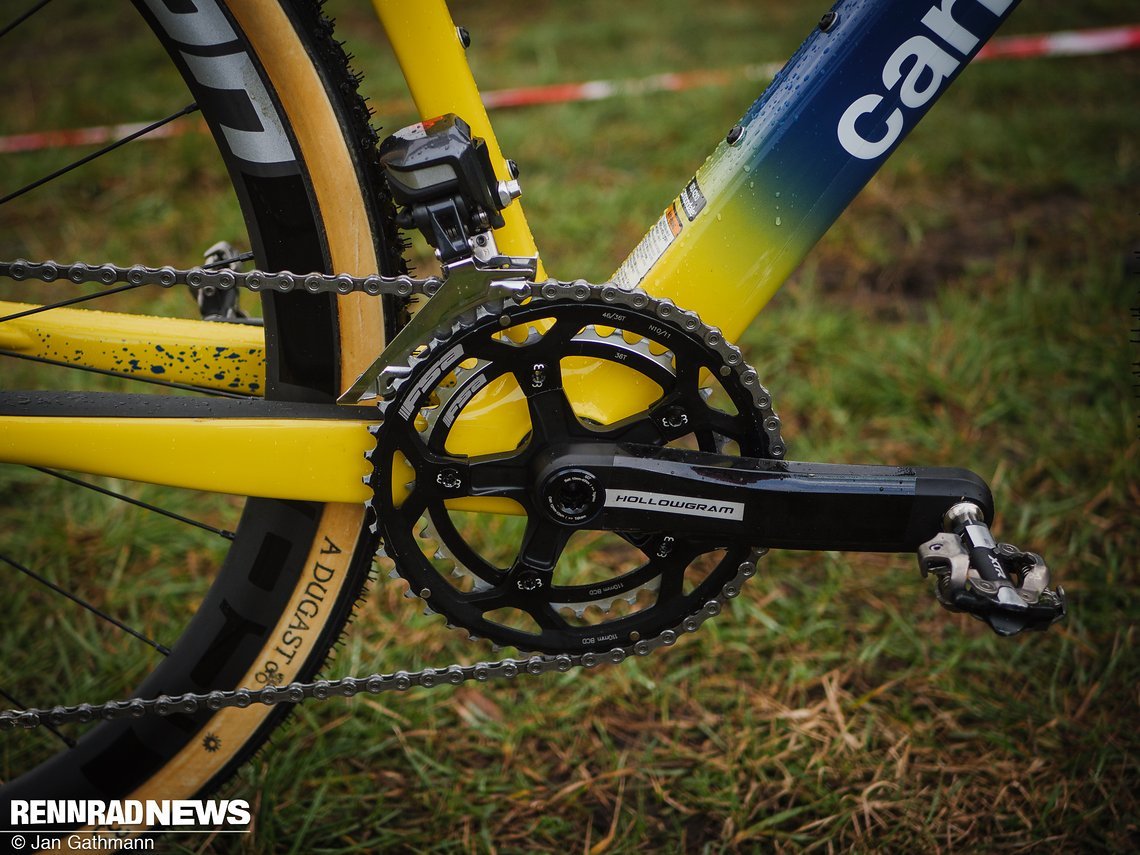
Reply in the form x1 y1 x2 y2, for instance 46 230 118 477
539 442 994 553
533 443 1064 635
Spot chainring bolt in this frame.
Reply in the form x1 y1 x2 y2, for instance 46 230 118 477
436 468 462 491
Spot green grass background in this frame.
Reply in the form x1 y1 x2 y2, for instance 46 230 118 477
1 0 1137 851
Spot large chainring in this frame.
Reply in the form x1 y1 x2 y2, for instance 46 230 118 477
368 281 784 654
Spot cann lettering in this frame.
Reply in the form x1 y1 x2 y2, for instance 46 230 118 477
255 536 342 684
836 0 1015 160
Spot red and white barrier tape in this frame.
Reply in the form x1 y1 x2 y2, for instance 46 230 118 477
2 24 1137 155
974 22 1140 60
476 64 784 110
0 118 204 155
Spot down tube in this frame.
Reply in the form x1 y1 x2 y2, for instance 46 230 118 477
625 0 1021 337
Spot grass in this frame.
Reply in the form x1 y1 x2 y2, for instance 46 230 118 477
2 0 1139 851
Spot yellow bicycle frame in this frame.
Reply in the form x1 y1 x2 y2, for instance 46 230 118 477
3 0 1014 505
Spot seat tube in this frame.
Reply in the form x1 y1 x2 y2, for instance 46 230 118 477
372 0 545 276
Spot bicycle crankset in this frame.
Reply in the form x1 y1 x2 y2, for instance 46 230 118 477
367 280 784 654
367 280 1066 655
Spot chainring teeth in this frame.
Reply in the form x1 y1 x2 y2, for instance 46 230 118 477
369 280 784 654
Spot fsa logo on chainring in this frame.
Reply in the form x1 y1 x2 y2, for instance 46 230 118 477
140 0 297 174
837 0 1015 160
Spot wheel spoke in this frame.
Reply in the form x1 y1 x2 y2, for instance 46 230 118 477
201 251 255 270
0 103 199 206
30 467 235 540
0 282 146 323
0 553 171 656
0 0 53 41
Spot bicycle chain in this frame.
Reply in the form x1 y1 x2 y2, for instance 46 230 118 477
0 259 775 731
0 553 763 731
0 257 441 299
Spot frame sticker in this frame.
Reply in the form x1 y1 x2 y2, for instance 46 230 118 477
612 204 681 290
605 488 744 521
679 177 707 221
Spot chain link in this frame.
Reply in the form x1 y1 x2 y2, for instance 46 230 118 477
0 258 442 299
0 257 775 731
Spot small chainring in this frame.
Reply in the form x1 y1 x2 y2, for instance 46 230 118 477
368 281 784 654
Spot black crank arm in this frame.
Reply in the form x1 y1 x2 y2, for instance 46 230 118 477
537 443 993 554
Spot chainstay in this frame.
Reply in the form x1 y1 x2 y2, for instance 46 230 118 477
0 549 764 730
0 258 442 298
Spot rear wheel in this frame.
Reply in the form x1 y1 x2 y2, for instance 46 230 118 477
0 0 402 802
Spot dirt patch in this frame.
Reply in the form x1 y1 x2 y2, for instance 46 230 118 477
795 182 1094 318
